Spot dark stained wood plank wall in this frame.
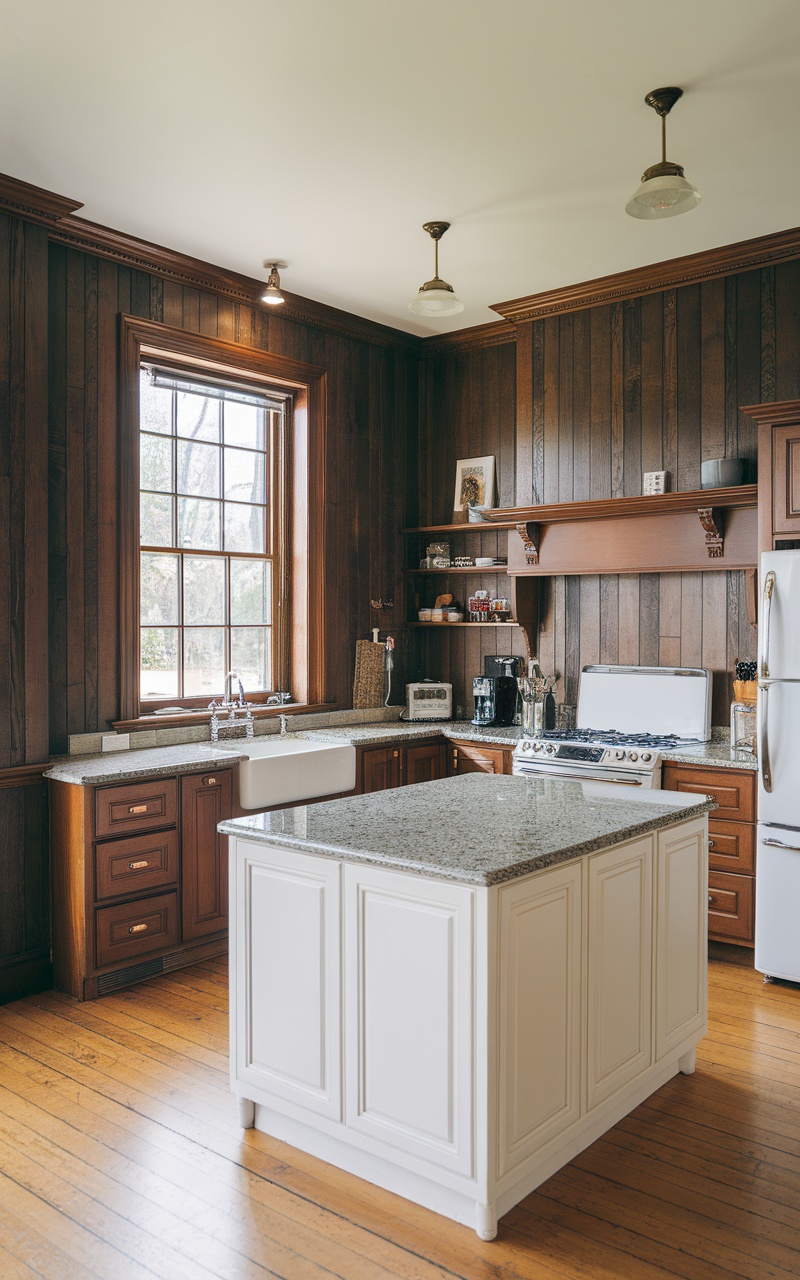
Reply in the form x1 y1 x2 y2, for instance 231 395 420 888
47 243 416 752
415 260 800 720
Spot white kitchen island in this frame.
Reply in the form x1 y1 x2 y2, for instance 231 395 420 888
221 773 712 1240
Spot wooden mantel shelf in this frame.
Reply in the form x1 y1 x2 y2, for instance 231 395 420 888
486 484 758 579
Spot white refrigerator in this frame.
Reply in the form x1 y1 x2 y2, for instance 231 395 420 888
755 549 800 981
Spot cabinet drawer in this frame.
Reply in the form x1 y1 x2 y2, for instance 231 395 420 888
707 819 755 874
661 765 755 822
450 742 510 775
95 778 177 839
95 892 179 968
707 871 754 944
95 830 178 902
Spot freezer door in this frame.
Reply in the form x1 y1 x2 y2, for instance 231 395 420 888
755 828 800 982
760 551 800 680
758 679 800 826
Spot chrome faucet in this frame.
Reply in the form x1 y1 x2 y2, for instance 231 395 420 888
209 671 253 744
279 714 288 736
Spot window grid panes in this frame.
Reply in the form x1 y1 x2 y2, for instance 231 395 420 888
139 368 280 703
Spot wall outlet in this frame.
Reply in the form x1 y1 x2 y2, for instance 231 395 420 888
101 733 130 752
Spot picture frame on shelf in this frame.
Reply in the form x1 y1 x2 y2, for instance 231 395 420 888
453 455 496 512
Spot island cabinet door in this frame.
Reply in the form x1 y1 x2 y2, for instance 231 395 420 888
496 861 583 1181
586 836 653 1112
654 819 708 1062
231 841 342 1122
343 863 475 1177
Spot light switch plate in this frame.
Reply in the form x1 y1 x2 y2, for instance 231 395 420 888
101 733 130 752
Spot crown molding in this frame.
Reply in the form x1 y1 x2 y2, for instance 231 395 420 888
48 213 419 352
420 319 516 358
0 172 83 228
491 225 800 324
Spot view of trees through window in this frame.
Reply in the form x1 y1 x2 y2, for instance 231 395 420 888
139 367 283 703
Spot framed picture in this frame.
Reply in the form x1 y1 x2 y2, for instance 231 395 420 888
453 455 496 511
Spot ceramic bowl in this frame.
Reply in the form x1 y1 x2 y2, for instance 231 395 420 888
700 458 744 488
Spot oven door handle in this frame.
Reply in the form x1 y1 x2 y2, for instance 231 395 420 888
516 767 643 786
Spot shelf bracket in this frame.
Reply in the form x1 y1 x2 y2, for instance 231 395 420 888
516 521 540 566
697 507 724 558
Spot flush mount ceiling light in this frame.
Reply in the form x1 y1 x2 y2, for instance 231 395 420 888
409 222 464 317
261 260 287 305
626 87 702 220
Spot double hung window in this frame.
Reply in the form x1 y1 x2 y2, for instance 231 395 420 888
138 366 287 707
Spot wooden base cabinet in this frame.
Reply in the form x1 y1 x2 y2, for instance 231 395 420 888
662 763 756 946
50 769 232 1000
230 816 707 1241
358 741 448 794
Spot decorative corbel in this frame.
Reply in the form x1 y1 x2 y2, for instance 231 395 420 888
697 507 724 558
516 522 540 566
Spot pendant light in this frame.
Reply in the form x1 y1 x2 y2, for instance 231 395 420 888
261 260 286 305
409 222 464 317
625 87 702 220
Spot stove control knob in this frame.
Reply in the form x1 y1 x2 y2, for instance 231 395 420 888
614 749 625 761
545 744 556 755
533 742 542 752
522 740 531 751
641 751 652 763
628 751 638 762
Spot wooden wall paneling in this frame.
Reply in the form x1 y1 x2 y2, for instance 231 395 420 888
676 285 701 492
679 573 703 668
531 321 545 504
578 575 600 670
543 317 560 503
661 291 678 488
0 780 51 1002
609 302 624 498
699 278 725 466
572 310 591 502
638 574 660 667
48 243 68 753
640 292 664 481
622 298 642 497
618 576 640 667
775 259 800 400
515 324 533 506
599 575 619 665
65 248 86 741
0 217 10 770
658 574 681 668
589 306 612 500
558 314 574 500
97 259 120 731
759 267 776 403
734 269 762 468
83 254 99 732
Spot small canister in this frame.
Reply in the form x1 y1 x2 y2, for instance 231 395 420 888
418 608 432 622
447 609 463 622
430 607 444 623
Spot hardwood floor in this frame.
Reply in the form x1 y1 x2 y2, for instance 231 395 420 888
0 947 798 1279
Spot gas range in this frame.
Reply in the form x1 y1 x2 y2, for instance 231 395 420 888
512 665 712 789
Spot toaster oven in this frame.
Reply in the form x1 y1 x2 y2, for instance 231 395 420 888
404 681 453 721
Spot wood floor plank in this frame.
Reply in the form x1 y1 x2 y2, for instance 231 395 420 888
0 952 798 1279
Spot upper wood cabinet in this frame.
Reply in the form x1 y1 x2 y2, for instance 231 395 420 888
743 399 800 553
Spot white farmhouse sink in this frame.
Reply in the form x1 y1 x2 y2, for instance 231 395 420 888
231 737 356 811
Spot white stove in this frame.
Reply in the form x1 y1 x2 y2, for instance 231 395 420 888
512 665 712 789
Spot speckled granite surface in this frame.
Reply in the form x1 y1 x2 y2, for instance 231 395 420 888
44 743 246 785
659 742 757 771
220 773 713 886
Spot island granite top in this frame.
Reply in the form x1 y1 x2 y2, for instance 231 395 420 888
219 772 714 886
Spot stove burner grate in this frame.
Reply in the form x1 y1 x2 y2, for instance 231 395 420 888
538 729 682 749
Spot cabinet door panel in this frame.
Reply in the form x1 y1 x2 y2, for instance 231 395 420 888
450 742 509 775
233 842 341 1120
497 862 582 1178
655 820 708 1061
181 771 231 940
772 423 800 534
404 741 447 786
708 870 754 943
344 863 475 1176
360 747 402 794
587 837 652 1110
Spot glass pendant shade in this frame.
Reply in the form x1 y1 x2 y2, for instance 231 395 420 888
409 278 465 316
626 173 702 219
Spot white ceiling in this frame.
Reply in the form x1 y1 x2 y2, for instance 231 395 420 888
2 1 800 335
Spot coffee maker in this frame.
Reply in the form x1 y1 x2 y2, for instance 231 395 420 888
472 656 522 727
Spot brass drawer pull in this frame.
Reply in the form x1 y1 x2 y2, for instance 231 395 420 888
128 922 148 934
205 776 217 786
708 840 716 849
128 804 148 815
128 860 149 870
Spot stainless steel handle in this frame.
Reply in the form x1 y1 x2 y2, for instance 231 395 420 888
760 571 775 678
517 768 642 786
763 838 800 852
760 681 772 792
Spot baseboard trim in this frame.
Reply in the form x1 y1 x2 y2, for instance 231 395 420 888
0 950 53 1005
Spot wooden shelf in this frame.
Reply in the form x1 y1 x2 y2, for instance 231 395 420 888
405 566 508 575
407 621 520 629
488 484 757 527
401 521 516 534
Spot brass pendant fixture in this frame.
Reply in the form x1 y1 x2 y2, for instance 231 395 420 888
409 222 464 317
261 260 287 305
626 87 702 220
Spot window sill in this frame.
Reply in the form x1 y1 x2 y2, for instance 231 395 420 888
112 702 337 734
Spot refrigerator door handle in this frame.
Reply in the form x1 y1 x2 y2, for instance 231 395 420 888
760 680 772 792
760 570 776 678
763 837 800 852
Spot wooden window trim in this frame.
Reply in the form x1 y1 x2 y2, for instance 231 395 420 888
118 315 327 722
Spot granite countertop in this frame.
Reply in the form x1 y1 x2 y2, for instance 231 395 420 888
220 772 714 886
43 743 247 785
659 741 758 771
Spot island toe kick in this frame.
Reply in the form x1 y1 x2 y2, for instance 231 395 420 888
228 815 708 1240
